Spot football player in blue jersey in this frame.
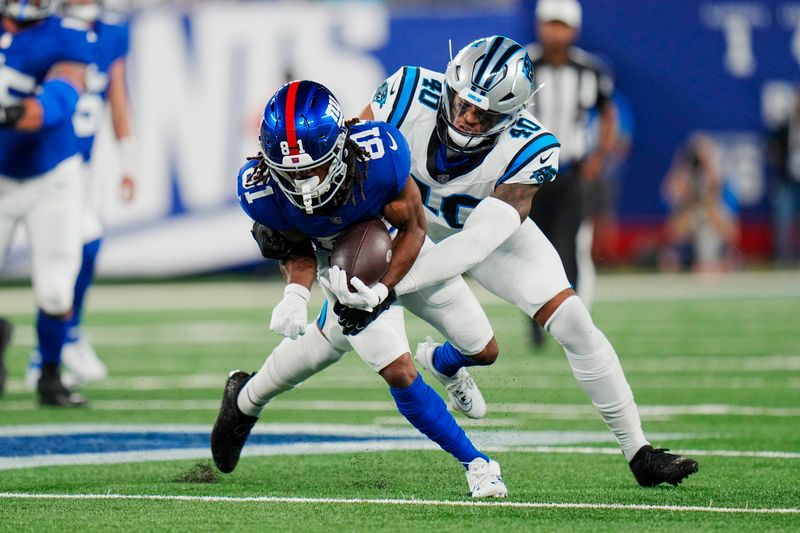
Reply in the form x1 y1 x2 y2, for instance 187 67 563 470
0 0 94 406
358 36 698 487
25 0 136 390
212 80 507 498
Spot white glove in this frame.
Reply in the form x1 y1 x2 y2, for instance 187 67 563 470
269 283 310 339
319 265 389 311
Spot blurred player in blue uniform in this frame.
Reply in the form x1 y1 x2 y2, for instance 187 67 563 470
25 0 136 389
211 81 507 498
0 0 93 406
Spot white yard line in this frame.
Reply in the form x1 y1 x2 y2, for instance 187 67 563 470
0 492 797 514
3 271 800 314
4 370 798 394
1 399 798 418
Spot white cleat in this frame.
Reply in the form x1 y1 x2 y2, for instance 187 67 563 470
61 337 107 385
466 458 508 498
27 338 107 390
414 336 487 419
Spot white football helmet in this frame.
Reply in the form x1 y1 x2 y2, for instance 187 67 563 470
438 35 535 153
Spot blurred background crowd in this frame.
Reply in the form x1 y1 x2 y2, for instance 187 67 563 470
2 0 799 281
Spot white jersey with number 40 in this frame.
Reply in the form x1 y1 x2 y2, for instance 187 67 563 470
369 66 561 242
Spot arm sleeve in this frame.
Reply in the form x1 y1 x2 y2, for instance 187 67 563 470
36 79 80 128
393 197 521 296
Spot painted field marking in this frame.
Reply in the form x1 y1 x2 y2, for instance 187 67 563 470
0 492 797 514
2 399 798 418
5 369 798 394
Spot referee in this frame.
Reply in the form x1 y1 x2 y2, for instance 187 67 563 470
525 0 617 344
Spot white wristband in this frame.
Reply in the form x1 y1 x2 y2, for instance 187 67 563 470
284 283 311 302
118 136 138 178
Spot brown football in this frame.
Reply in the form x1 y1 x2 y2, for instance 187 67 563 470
330 219 393 288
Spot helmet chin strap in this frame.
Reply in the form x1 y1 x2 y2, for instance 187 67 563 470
446 126 475 149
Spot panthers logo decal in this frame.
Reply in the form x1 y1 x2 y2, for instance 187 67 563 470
531 165 558 184
372 81 389 109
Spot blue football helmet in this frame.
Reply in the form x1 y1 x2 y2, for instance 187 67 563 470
0 0 59 21
259 80 348 214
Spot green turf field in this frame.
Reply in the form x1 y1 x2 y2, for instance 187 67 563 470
1 273 799 532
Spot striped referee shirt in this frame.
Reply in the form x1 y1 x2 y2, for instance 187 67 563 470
525 43 614 166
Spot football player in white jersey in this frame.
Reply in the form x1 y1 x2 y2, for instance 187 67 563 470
351 35 699 487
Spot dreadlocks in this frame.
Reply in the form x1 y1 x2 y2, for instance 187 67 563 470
246 118 371 211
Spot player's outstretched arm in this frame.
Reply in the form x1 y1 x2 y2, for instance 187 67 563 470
4 61 86 132
393 183 538 296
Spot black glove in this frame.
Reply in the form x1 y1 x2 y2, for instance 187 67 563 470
334 289 397 336
0 104 25 129
251 222 314 260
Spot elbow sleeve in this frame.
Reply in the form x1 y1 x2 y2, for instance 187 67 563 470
36 79 80 128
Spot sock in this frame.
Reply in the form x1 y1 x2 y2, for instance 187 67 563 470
390 373 488 467
432 342 477 377
546 296 649 461
37 310 68 366
67 238 101 343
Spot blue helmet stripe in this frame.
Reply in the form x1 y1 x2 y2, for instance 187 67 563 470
472 36 504 89
495 132 560 186
484 44 523 88
387 66 420 129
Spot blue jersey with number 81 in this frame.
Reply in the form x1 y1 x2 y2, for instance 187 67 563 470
238 120 410 249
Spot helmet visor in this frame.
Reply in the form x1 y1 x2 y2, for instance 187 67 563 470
442 85 515 138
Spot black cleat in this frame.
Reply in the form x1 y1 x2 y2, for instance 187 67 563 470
629 445 699 487
0 318 12 397
37 364 88 407
211 370 258 474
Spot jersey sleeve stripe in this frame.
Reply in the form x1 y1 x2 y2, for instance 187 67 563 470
495 133 560 186
387 66 420 129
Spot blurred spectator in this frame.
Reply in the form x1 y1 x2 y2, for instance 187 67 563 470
766 89 800 265
586 92 634 267
659 133 740 273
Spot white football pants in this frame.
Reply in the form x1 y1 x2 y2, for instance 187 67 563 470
0 156 84 314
